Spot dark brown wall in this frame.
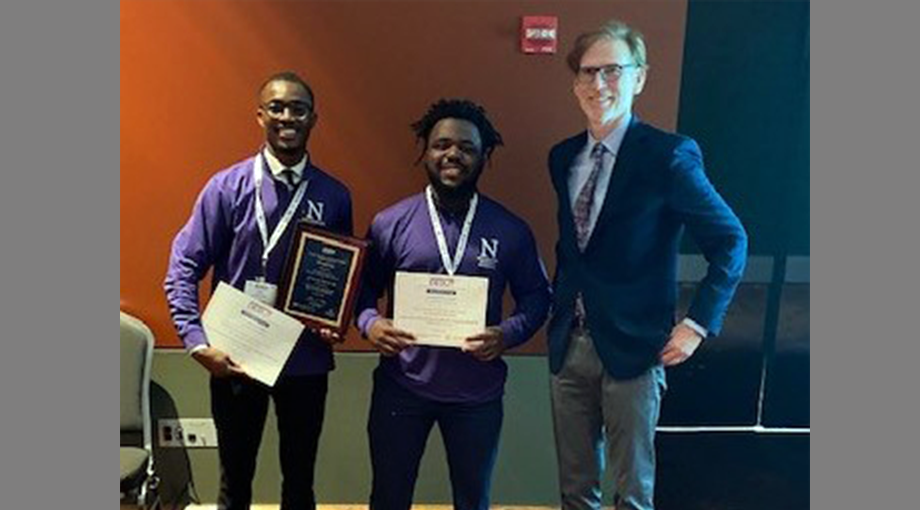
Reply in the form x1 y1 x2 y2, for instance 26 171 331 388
121 0 688 350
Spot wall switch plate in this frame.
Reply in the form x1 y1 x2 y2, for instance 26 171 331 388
157 418 218 448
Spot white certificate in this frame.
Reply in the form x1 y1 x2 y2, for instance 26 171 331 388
202 282 305 387
393 271 488 348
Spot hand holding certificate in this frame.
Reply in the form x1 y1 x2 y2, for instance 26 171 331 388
393 272 488 348
366 317 416 356
462 326 505 361
202 282 305 387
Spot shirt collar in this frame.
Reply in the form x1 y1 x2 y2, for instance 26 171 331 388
261 146 308 182
587 112 632 156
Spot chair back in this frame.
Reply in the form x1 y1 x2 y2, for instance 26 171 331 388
120 311 154 443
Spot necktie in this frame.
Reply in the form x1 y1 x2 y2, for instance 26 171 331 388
281 168 297 189
573 143 607 328
573 143 607 251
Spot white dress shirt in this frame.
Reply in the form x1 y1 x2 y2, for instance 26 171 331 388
262 147 308 189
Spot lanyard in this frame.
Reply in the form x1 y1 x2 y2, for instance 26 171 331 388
252 152 308 277
425 185 478 276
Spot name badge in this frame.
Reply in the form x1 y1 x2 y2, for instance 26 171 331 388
244 280 278 306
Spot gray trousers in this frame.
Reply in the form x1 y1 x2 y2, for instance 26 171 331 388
550 329 667 510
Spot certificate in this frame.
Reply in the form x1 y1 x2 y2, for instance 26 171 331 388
202 282 304 387
393 272 488 348
277 223 369 335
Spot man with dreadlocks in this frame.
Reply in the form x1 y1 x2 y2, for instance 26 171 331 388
355 98 551 510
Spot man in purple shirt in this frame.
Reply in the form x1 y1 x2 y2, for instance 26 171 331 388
356 99 551 510
164 71 353 510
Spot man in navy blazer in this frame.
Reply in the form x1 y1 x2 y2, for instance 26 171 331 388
547 20 748 510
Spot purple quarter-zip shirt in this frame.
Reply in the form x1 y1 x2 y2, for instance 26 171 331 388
164 153 353 376
356 191 551 403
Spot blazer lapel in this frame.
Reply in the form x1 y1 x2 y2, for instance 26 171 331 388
553 132 588 246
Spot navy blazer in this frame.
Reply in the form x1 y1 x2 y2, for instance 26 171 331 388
547 118 748 379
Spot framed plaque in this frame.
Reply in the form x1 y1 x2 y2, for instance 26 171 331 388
277 223 369 336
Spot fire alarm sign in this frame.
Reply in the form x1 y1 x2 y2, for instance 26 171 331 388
521 16 558 54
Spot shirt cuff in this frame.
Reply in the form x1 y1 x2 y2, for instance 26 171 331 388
188 344 209 356
183 329 209 354
681 317 709 338
357 309 382 338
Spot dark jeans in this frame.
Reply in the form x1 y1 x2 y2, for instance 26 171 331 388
210 374 328 510
368 368 503 510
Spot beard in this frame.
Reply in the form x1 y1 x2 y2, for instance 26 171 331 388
426 164 482 204
430 177 476 200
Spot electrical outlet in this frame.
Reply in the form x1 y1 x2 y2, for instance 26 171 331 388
157 418 218 448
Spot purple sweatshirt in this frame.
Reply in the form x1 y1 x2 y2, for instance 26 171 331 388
357 191 551 403
164 154 353 376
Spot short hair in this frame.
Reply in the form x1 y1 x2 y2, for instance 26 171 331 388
410 98 504 163
259 71 315 109
566 19 648 73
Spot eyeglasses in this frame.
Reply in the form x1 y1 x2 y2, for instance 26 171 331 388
576 63 640 84
261 100 313 121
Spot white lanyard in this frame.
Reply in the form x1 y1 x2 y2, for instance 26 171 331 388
253 152 309 277
425 185 478 276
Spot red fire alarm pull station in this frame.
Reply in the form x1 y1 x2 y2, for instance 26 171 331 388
521 16 558 54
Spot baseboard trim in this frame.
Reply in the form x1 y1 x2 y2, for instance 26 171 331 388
183 506 560 510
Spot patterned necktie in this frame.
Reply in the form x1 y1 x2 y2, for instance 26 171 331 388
573 143 608 251
572 143 607 328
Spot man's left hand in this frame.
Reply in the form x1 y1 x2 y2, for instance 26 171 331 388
462 327 505 361
660 323 703 366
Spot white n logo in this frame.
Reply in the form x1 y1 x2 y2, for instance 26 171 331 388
480 238 499 260
306 200 325 223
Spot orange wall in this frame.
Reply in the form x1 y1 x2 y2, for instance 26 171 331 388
121 0 688 351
